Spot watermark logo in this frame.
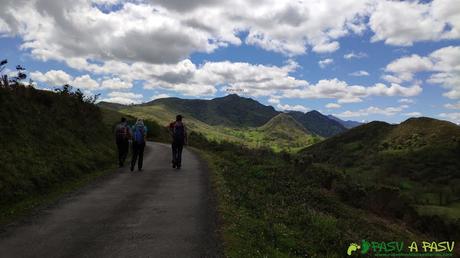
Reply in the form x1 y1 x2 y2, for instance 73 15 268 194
347 243 360 255
347 240 455 257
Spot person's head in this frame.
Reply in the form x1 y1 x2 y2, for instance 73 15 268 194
121 117 126 123
135 118 144 126
176 115 183 121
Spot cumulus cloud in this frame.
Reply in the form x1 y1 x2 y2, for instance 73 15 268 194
151 93 171 100
268 97 281 105
349 70 369 77
326 103 341 109
445 102 460 110
369 0 460 46
398 98 415 104
403 112 422 117
0 0 374 66
276 103 309 113
100 91 143 105
384 46 460 99
282 79 422 104
30 70 73 86
101 78 132 90
31 70 99 90
439 112 460 124
334 104 409 118
344 52 368 59
318 58 333 69
72 75 99 90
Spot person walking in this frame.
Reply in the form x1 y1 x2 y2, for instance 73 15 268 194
131 119 148 171
169 115 188 169
115 117 130 168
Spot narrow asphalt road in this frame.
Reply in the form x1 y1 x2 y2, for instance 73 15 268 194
0 142 221 258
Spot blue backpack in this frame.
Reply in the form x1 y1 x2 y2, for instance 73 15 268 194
133 126 145 143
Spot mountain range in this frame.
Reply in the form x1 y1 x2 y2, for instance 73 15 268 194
99 94 360 139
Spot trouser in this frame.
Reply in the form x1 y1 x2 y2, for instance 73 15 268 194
116 140 129 167
172 141 184 166
131 141 146 170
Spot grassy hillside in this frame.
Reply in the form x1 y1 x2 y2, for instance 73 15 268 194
257 113 321 151
120 104 320 152
0 85 117 221
288 110 347 137
300 117 460 239
147 94 279 127
189 133 448 257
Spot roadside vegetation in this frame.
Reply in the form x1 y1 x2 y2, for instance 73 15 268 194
0 60 168 225
189 125 460 257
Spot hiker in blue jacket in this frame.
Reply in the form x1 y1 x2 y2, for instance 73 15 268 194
131 119 148 171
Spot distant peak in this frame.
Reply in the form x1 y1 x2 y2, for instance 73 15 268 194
307 110 321 115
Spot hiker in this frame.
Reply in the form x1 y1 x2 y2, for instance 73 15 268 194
169 115 188 169
115 117 130 167
131 119 148 171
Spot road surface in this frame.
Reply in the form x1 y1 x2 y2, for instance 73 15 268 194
0 142 221 257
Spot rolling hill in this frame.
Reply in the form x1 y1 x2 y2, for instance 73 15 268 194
287 110 347 137
146 94 279 127
102 94 353 138
300 117 460 224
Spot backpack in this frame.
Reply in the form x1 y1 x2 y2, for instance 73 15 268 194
133 126 145 144
116 124 129 142
173 122 185 142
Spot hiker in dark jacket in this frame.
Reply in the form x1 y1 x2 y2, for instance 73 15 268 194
131 119 148 171
115 117 130 168
169 115 188 169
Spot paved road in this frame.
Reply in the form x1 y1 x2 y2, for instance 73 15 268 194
0 142 221 258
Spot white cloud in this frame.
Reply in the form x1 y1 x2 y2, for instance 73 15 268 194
445 102 460 110
399 98 415 104
385 46 460 100
381 74 403 84
101 78 132 90
312 41 340 53
369 0 460 46
72 75 99 90
151 93 171 100
268 97 280 105
318 58 333 69
326 103 341 109
349 70 369 77
334 104 409 118
384 54 433 82
31 70 99 90
282 79 422 104
100 91 143 105
344 52 367 59
439 112 460 124
30 70 72 86
276 103 309 113
0 0 374 66
403 112 422 117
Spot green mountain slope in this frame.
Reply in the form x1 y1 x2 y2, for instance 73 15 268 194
147 94 279 127
0 85 116 215
118 104 320 151
288 110 347 137
300 117 460 225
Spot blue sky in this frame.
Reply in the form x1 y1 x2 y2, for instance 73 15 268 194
1 0 459 124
